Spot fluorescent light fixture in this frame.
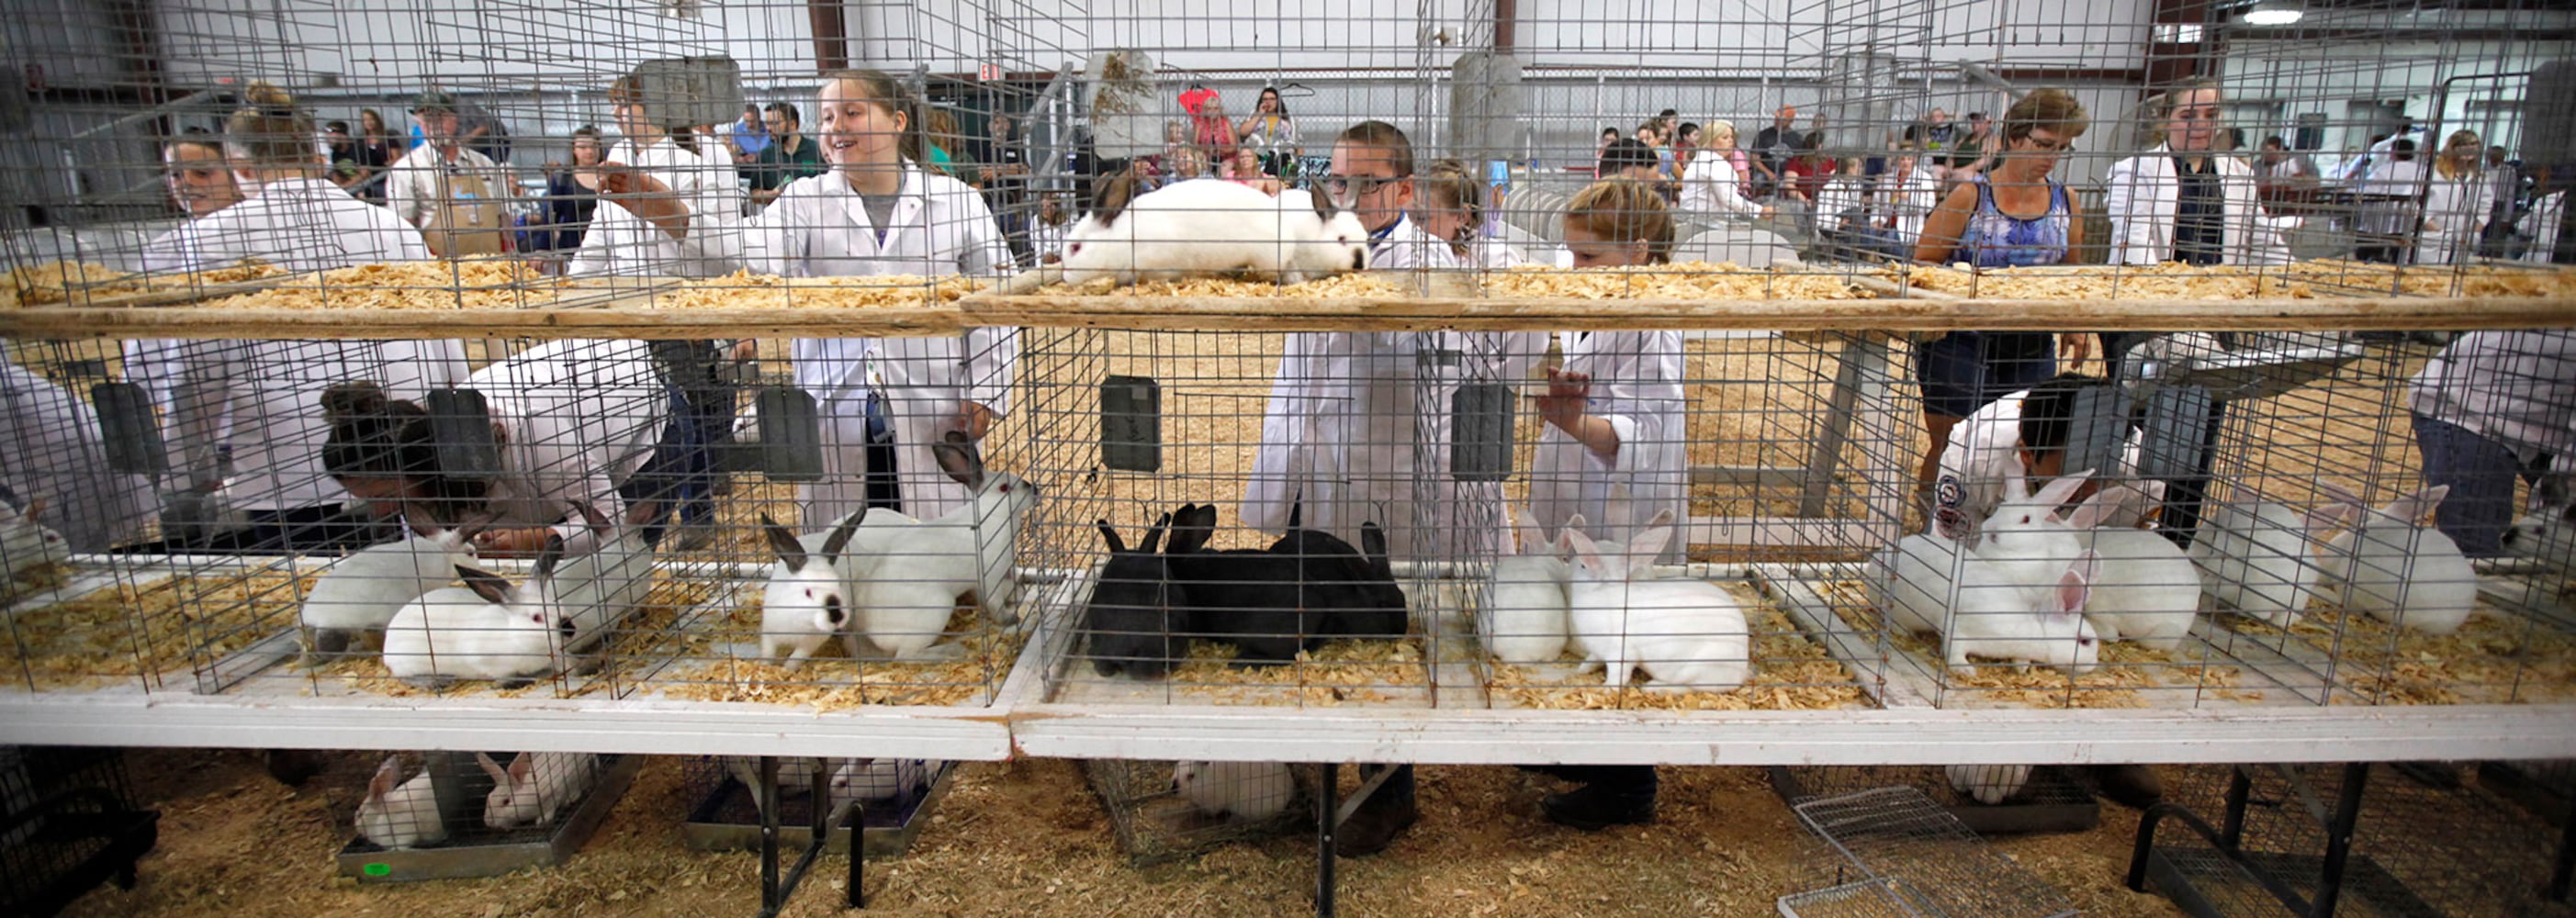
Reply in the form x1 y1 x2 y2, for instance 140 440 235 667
2244 1 2304 26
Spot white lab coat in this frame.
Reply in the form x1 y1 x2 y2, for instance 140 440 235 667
1243 215 1545 562
567 137 737 279
681 164 1014 525
2525 192 2566 263
2356 159 2429 239
2418 172 2483 266
0 344 152 552
127 177 468 512
1931 386 2161 532
467 338 669 554
1526 330 1688 564
1876 170 1939 251
2104 146 2291 266
1680 151 1760 218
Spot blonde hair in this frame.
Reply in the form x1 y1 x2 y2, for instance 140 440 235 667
2003 87 2090 144
1704 119 1737 146
224 82 317 166
1565 179 1674 264
822 69 926 163
2436 129 2482 180
1418 157 1482 223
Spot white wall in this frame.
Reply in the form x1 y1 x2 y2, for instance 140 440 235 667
2219 9 2576 161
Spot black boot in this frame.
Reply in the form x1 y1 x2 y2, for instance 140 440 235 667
1333 765 1417 857
2093 764 2164 810
1541 766 1657 831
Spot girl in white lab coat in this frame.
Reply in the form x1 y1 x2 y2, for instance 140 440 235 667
124 83 469 553
1529 179 1690 562
321 338 669 558
1243 123 1537 564
0 343 152 552
2418 130 2486 267
611 69 1013 526
1518 178 1691 832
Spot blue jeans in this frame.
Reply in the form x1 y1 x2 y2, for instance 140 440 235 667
623 383 736 545
1914 331 2057 420
2413 412 2554 557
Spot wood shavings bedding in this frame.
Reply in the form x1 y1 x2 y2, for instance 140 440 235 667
2246 603 2576 706
1815 578 2243 710
652 599 1021 709
2 569 312 689
653 272 990 310
1486 602 1867 711
1904 261 2576 300
3 260 285 308
4 562 75 604
1030 273 1404 298
307 575 728 699
191 260 555 310
1159 638 1427 707
1483 263 1873 300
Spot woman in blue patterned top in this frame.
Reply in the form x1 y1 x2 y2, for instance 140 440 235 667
1909 87 2093 499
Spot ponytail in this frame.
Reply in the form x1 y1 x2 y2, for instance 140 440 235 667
224 82 318 167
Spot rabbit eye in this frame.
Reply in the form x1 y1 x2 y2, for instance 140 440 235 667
1068 242 1083 255
2077 637 2095 646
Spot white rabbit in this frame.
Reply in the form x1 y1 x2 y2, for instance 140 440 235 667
2065 487 2201 650
851 432 1041 659
827 757 933 815
355 756 446 850
478 751 598 830
757 509 873 669
381 536 567 688
1878 533 1966 638
1963 468 2098 586
724 756 832 821
1945 764 2033 806
1479 506 1570 665
2189 497 2342 629
0 498 70 584
2502 472 2573 571
551 500 662 655
299 518 482 658
1944 550 2102 677
1562 513 1752 693
2318 485 2480 635
1058 178 1371 286
1173 760 1295 822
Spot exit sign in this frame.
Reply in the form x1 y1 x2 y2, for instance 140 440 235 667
977 62 1002 81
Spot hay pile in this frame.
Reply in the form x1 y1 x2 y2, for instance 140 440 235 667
653 272 989 310
181 260 551 310
1904 261 2576 300
1483 263 1873 300
2 260 285 308
654 600 1023 709
1159 638 1428 707
2 569 312 689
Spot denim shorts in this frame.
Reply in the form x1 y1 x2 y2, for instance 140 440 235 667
1914 330 2057 419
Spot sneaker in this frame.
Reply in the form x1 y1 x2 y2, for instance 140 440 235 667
1540 783 1656 831
2093 764 2164 809
1333 767 1418 857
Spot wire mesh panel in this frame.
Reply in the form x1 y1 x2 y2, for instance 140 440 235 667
1769 765 2100 835
1081 758 1310 865
2143 763 2574 918
1792 786 2078 918
0 746 156 916
678 756 951 857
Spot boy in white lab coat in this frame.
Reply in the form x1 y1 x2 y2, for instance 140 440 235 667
127 83 469 553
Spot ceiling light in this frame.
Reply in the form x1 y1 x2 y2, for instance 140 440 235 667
2244 1 2304 26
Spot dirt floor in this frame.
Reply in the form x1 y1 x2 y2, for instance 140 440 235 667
62 748 2199 918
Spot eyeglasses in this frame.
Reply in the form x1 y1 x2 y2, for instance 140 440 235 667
2019 134 2075 154
1320 174 1405 197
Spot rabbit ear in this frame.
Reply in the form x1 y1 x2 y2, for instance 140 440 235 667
1560 528 1603 574
2316 482 2367 509
20 498 43 524
459 565 513 606
568 500 613 538
2032 470 2097 515
761 513 808 572
818 509 865 558
1625 524 1675 574
369 757 401 800
1142 512 1173 554
532 534 566 581
1096 520 1128 554
2379 486 2450 525
2537 474 2572 511
507 753 534 782
2051 551 2100 615
932 431 985 491
1360 522 1388 566
476 752 509 785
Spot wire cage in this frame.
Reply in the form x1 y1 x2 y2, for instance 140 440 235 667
2137 762 2576 918
677 756 951 858
0 746 157 917
1788 785 2078 918
339 750 637 882
1081 758 1313 865
1767 764 2100 834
